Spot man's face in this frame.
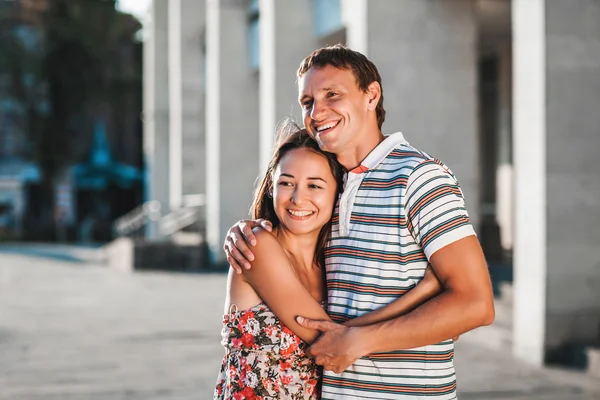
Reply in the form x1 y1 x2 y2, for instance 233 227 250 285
298 66 372 155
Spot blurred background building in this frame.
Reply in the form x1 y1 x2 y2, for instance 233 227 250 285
0 0 143 243
1 0 599 375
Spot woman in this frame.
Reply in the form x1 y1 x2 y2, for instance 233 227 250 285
215 124 442 400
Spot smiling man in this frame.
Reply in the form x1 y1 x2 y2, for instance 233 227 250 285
224 45 495 399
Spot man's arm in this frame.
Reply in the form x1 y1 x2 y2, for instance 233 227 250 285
298 236 494 372
343 265 442 327
359 235 493 350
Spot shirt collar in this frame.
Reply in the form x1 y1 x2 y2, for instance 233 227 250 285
348 132 408 174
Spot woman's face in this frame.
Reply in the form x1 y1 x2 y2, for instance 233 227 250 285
272 147 338 236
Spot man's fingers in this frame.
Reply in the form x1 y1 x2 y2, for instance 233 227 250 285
452 336 460 342
296 316 339 332
223 241 241 274
229 244 251 270
224 241 245 273
240 222 258 246
305 346 314 358
228 259 242 274
314 355 328 367
258 219 273 232
225 251 243 274
232 233 254 262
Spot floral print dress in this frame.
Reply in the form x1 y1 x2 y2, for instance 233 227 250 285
214 302 320 400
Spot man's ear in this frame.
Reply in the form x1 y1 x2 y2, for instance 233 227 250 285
366 81 381 111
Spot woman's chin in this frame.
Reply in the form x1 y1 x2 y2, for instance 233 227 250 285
279 222 322 237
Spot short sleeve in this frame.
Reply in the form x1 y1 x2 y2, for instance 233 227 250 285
405 159 476 259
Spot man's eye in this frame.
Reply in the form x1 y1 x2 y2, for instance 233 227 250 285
327 92 337 98
302 101 312 109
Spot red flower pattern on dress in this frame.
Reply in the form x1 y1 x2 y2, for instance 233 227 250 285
214 303 321 399
241 332 255 348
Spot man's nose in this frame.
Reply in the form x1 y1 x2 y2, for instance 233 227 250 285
310 100 325 121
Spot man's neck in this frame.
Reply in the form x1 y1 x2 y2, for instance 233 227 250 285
337 130 386 171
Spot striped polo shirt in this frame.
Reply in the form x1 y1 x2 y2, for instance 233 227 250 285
322 132 475 399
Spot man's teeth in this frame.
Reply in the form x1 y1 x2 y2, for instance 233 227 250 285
316 121 338 132
288 210 314 217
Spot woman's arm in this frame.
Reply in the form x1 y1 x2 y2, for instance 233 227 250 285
344 265 442 327
241 228 331 344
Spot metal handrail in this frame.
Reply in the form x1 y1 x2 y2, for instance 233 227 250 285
158 194 206 236
113 200 162 236
113 194 206 238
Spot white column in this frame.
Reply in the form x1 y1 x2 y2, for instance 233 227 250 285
143 0 170 239
168 0 205 206
259 0 318 173
512 0 547 367
206 0 260 263
541 0 600 363
341 0 367 55
168 0 183 211
259 0 275 173
205 0 221 258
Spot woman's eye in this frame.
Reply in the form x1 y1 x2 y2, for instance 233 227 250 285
309 184 322 189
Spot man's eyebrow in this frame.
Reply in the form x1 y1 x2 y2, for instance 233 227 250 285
299 85 341 101
299 94 311 103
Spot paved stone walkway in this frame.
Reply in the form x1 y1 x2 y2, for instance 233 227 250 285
0 248 599 400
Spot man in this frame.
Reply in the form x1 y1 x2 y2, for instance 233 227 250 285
224 45 494 399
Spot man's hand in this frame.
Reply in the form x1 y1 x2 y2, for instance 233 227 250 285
223 219 272 274
297 316 366 373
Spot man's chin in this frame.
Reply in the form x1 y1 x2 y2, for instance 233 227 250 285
320 143 340 155
315 137 335 152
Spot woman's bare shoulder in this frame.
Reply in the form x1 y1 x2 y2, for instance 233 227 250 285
251 227 284 256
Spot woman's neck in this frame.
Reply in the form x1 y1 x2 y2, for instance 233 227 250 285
273 226 319 271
